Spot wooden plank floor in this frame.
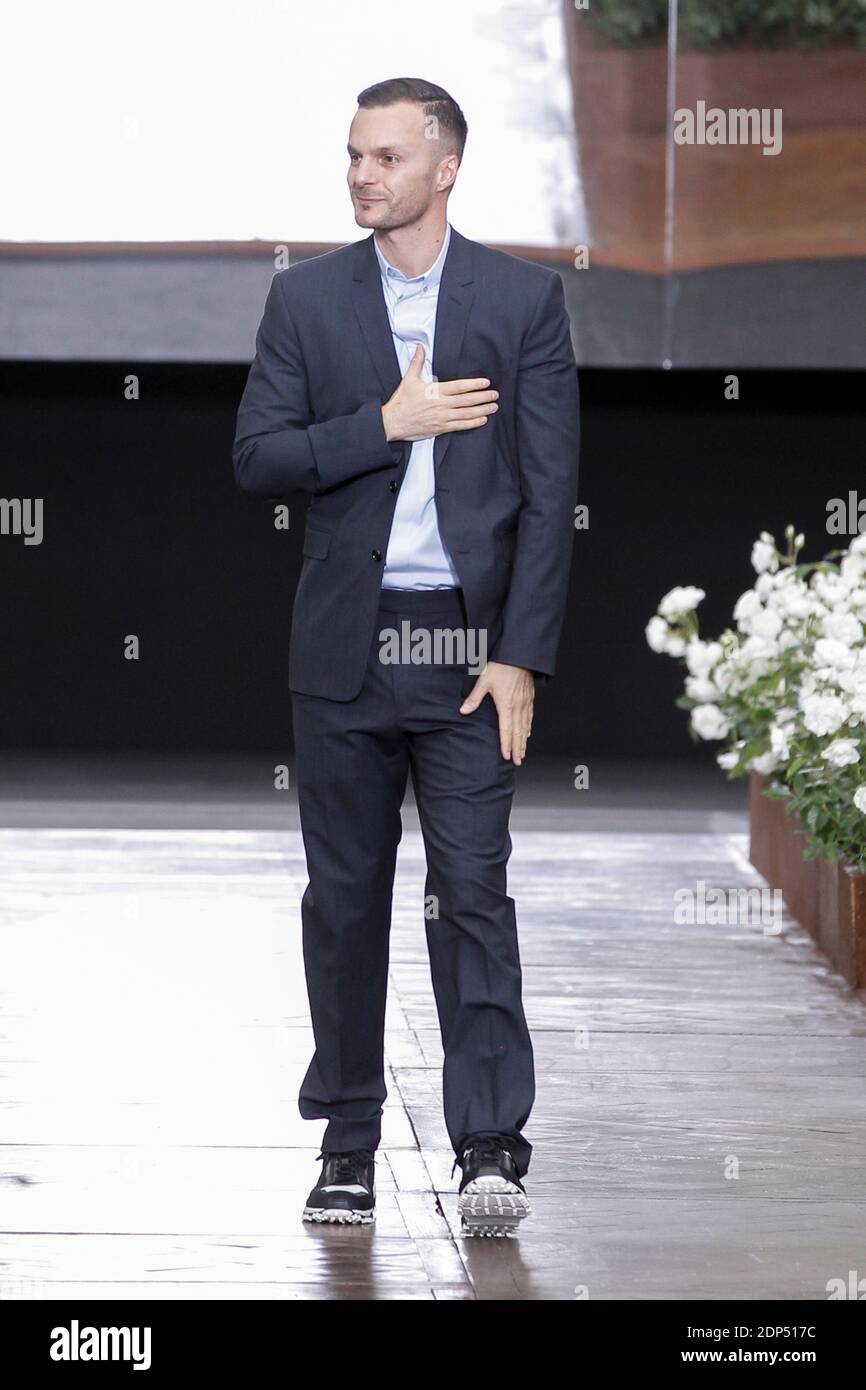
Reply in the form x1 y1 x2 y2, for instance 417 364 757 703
1 813 865 1300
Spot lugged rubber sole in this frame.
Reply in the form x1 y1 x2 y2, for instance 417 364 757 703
457 1176 531 1237
302 1206 375 1225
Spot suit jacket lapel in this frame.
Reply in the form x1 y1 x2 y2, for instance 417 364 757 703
350 234 402 400
349 227 476 471
432 228 475 471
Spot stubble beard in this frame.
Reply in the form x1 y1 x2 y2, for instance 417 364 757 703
352 190 430 234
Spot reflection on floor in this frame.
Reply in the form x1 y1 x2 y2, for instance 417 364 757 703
1 755 864 1300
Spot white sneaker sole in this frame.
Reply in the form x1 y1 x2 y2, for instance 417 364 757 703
302 1205 375 1225
457 1176 531 1237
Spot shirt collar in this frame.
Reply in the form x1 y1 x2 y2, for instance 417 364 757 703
373 223 452 289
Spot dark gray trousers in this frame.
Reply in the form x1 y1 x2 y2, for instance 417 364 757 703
291 586 534 1177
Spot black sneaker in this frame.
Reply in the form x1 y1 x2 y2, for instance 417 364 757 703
453 1136 531 1237
302 1148 376 1225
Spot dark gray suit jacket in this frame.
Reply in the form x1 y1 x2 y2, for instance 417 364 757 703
232 226 579 700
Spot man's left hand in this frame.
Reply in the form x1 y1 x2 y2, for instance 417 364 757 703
459 661 534 765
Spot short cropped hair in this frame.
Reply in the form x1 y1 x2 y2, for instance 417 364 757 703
356 77 468 161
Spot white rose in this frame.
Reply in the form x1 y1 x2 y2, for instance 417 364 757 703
749 751 779 774
751 539 778 574
837 669 866 694
751 607 783 639
821 738 861 768
685 638 723 677
812 572 852 608
740 635 778 659
733 590 762 626
755 573 777 599
686 675 720 703
854 785 866 814
712 660 738 694
690 704 730 740
658 585 705 620
841 538 866 579
800 693 848 737
736 635 780 681
841 554 866 585
821 611 864 645
717 748 740 770
769 724 792 760
773 584 812 621
814 638 856 672
645 616 670 653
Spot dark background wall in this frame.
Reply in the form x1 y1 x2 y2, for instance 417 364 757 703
1 364 861 759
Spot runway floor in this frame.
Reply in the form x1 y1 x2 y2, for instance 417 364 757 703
1 756 865 1300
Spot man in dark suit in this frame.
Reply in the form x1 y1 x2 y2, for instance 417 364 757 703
233 77 579 1235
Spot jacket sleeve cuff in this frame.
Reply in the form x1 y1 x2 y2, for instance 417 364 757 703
488 636 556 677
309 401 402 491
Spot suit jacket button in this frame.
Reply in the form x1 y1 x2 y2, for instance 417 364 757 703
389 480 398 493
371 548 382 561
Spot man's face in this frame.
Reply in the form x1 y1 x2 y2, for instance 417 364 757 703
347 100 456 231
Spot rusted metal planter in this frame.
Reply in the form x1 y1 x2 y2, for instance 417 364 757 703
749 773 866 987
561 7 866 272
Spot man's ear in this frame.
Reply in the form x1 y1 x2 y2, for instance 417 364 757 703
438 154 459 191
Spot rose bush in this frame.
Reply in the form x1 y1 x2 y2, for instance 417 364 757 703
647 526 866 872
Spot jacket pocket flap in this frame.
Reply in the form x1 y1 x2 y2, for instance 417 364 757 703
302 526 331 559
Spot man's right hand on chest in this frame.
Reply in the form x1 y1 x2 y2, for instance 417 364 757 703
381 344 499 443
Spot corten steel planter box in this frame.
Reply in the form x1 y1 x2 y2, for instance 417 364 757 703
749 772 866 987
561 5 866 272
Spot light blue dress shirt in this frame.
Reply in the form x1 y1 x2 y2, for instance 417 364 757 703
374 224 460 590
